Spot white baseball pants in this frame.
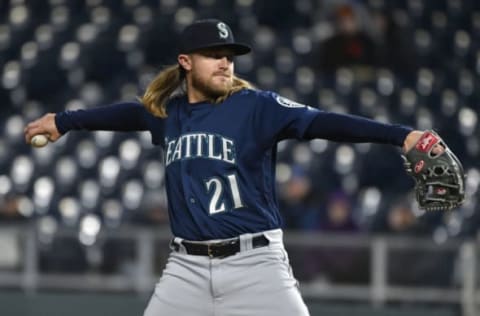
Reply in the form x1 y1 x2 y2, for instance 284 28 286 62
143 229 310 316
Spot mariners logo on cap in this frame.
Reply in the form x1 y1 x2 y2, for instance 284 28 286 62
179 19 251 55
217 22 229 39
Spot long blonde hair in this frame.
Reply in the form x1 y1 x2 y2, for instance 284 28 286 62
140 64 254 118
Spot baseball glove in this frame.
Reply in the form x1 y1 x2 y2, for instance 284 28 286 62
402 130 465 211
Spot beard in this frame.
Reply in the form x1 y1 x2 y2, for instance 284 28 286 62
191 69 233 100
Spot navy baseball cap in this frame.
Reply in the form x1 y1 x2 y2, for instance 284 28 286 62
178 19 251 55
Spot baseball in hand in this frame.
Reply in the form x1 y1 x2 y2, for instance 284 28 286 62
31 134 49 148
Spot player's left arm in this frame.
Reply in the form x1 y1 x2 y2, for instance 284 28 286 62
254 91 421 151
304 112 465 210
303 111 414 148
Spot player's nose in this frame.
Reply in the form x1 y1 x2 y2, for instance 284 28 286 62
218 56 231 68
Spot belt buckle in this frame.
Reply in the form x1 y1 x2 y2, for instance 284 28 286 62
207 244 214 258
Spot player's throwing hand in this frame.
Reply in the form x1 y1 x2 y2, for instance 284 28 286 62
24 113 62 145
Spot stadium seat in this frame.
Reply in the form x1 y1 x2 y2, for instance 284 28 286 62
0 0 477 238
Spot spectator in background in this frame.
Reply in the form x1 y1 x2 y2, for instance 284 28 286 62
319 190 359 232
309 191 368 284
382 198 455 287
386 202 419 234
314 4 379 73
278 165 321 231
278 165 322 282
375 198 428 235
0 194 24 222
288 189 369 284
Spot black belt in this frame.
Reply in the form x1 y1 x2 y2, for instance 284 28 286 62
172 235 270 259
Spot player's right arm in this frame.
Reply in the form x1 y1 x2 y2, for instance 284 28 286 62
24 102 154 144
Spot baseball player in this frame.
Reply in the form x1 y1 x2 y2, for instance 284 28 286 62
25 19 428 316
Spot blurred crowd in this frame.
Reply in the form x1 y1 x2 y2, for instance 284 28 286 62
0 0 479 286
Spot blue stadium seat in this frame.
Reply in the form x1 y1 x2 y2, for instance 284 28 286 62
0 0 477 236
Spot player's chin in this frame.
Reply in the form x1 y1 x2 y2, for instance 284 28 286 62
211 81 231 94
212 76 231 86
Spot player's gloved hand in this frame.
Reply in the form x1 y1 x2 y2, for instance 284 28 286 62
402 130 465 211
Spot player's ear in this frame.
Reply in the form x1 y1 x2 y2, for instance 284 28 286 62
178 54 192 71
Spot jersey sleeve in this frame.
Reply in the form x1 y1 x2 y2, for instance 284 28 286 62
55 101 165 145
304 111 413 146
253 91 320 144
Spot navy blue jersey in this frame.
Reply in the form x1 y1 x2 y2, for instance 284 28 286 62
161 89 318 239
56 89 411 240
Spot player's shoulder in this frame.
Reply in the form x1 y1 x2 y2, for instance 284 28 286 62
230 88 278 103
227 90 281 115
235 88 274 97
237 89 310 109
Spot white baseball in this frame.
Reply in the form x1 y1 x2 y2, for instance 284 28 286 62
31 134 49 148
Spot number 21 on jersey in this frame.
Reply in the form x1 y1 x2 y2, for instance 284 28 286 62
204 173 244 214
